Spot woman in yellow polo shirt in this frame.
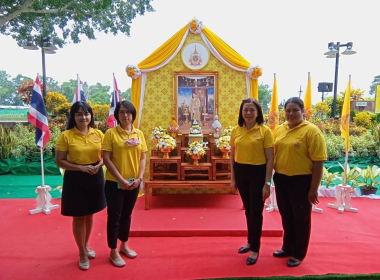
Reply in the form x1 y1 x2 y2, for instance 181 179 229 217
230 98 274 266
272 97 327 267
102 101 147 268
56 101 106 271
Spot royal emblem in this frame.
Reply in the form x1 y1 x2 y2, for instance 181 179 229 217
189 46 203 66
93 136 99 142
268 111 279 130
294 141 301 149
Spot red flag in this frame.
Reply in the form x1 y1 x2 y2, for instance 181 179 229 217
28 76 51 148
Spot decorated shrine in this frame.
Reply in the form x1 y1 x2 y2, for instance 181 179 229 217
126 18 262 204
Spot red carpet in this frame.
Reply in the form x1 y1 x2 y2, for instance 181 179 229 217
0 197 379 280
131 194 282 237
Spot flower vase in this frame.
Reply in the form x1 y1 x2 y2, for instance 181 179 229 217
221 147 230 159
161 147 172 159
191 154 201 165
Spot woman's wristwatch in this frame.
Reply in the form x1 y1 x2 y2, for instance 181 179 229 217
138 177 143 182
265 181 271 186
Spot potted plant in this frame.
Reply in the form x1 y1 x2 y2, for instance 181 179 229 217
357 165 380 196
186 141 205 165
319 167 339 197
337 163 361 193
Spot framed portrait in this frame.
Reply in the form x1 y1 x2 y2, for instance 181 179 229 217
181 42 210 70
174 71 218 133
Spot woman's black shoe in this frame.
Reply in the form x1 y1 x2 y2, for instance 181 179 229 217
246 254 259 265
238 247 250 254
273 250 290 258
287 258 301 267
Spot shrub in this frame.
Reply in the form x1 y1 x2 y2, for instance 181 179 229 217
353 111 372 128
45 92 67 114
92 104 110 121
54 102 71 116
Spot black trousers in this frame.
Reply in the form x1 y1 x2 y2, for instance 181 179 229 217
234 162 266 252
273 172 312 261
105 180 139 249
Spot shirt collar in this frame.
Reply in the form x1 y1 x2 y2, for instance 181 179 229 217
243 122 261 131
117 124 137 135
73 126 95 135
285 120 309 131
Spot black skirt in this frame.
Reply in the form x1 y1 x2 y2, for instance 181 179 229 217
61 163 106 217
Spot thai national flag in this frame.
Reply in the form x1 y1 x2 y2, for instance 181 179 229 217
72 76 86 103
107 74 121 127
28 76 51 149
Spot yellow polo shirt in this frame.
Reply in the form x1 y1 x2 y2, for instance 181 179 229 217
274 121 327 176
102 125 148 182
56 127 103 164
229 123 274 165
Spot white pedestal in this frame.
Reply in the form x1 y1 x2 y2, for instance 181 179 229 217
312 204 323 213
30 185 60 215
327 185 358 214
266 185 279 212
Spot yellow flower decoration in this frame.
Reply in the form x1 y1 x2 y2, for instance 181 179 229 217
126 65 141 79
247 65 262 79
188 18 203 34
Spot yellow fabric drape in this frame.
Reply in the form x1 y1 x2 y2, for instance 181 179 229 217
131 25 188 127
304 73 312 122
340 79 351 152
203 26 250 69
131 77 142 127
251 79 258 99
203 26 258 98
137 25 188 69
268 75 279 131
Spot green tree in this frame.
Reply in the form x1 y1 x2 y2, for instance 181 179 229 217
0 71 30 105
0 70 16 105
45 77 61 92
369 75 380 95
60 79 77 102
258 84 272 113
120 88 131 101
91 91 111 105
0 0 154 47
88 83 111 105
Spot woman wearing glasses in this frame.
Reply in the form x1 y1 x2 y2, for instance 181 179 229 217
102 101 147 268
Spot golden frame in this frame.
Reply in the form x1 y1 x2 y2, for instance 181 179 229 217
173 71 218 133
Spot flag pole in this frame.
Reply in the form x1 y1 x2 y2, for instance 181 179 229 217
343 74 351 186
40 146 45 186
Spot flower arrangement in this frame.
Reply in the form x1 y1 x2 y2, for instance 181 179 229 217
156 135 176 150
126 65 141 79
188 18 203 34
216 135 231 150
222 126 233 137
151 126 167 141
186 141 205 156
247 65 262 79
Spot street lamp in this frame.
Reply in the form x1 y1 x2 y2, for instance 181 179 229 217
23 36 58 96
324 42 357 118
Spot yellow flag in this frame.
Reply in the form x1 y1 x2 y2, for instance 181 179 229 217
304 73 312 122
340 78 351 152
268 74 279 131
376 85 380 113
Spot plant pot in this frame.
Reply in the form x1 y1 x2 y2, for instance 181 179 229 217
221 147 230 159
161 147 172 159
191 154 201 165
360 187 378 196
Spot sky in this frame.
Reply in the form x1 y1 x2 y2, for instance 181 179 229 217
1 0 379 105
